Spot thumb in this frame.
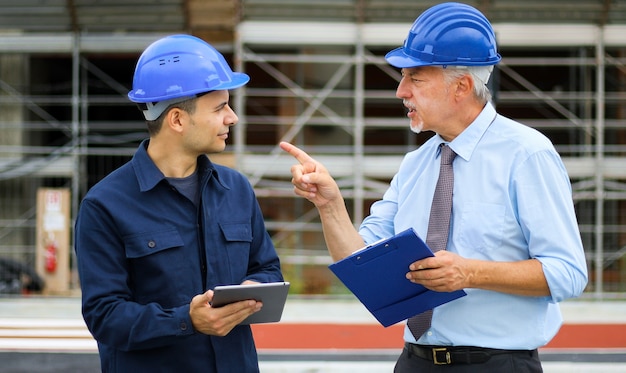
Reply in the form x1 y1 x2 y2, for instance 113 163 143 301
205 290 214 304
301 160 319 176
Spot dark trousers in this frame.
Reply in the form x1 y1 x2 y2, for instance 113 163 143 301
394 345 543 373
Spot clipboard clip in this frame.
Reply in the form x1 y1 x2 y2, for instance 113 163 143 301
352 240 397 265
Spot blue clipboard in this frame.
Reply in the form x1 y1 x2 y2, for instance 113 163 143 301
328 228 466 327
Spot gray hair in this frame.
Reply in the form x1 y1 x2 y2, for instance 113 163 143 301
442 65 494 104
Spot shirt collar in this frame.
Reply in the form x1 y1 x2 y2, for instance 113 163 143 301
131 139 229 192
440 102 497 162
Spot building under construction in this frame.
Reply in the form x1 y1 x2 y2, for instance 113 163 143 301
0 1 625 297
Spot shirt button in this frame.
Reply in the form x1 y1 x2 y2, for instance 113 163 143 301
427 331 433 336
148 240 156 248
180 322 187 331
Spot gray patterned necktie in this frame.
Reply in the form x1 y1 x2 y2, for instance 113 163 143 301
407 143 457 339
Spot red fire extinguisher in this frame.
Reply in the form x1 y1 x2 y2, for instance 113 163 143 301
44 239 58 273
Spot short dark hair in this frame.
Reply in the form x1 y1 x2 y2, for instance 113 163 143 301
144 97 197 136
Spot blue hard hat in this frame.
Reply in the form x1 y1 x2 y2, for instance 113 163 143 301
128 34 249 104
385 2 501 68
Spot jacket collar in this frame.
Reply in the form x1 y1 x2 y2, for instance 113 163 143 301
131 139 230 192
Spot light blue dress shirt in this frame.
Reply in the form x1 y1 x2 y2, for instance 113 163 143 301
359 102 588 350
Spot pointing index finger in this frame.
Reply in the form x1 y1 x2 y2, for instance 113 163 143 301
279 141 315 165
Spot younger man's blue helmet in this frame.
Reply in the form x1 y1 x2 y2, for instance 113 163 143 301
128 34 249 120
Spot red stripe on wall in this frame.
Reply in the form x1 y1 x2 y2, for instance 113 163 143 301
252 323 626 350
252 323 404 349
544 324 626 349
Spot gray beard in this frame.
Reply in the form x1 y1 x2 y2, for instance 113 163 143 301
410 122 422 134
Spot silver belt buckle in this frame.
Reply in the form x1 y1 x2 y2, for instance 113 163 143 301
432 347 451 365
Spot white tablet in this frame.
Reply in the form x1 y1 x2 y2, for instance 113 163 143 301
211 282 290 324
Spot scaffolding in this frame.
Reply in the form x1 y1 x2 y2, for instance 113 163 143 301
0 1 625 296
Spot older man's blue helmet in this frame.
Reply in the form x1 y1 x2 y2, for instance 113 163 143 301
128 34 249 120
385 2 501 68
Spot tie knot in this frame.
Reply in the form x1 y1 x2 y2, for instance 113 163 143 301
440 144 456 165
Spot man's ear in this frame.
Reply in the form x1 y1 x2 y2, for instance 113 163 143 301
164 108 186 134
455 74 474 100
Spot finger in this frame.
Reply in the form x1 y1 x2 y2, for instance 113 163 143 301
221 300 262 324
191 290 212 308
204 300 261 336
291 170 318 194
406 265 437 280
233 302 263 328
280 141 316 165
409 255 442 271
205 290 214 303
293 185 317 200
409 259 427 271
290 163 305 181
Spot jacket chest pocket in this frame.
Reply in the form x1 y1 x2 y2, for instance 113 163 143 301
124 228 188 305
218 223 253 280
125 228 184 259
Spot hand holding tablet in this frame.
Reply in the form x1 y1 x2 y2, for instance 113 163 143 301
211 282 290 324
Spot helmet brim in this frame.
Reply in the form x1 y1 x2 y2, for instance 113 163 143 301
384 47 429 68
385 47 501 68
128 72 250 103
209 72 250 92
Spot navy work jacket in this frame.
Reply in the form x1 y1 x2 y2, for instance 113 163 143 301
75 140 283 372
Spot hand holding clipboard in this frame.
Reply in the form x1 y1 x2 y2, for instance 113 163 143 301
328 228 466 327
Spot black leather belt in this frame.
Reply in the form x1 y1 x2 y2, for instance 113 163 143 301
405 343 535 365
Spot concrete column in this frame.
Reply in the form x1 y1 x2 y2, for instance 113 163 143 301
0 53 29 265
0 54 24 156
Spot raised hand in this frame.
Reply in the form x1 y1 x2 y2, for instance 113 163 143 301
279 141 341 208
280 141 365 260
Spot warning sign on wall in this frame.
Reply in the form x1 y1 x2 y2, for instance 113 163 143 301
35 188 71 294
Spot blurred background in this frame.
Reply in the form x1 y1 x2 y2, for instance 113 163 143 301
1 1 625 372
0 0 625 300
